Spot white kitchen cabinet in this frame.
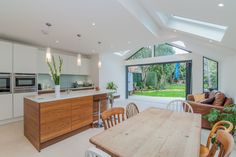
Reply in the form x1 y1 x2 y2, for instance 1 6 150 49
13 43 38 73
13 92 37 117
0 41 12 73
0 94 13 120
52 53 68 74
67 55 80 75
79 58 91 75
37 49 49 74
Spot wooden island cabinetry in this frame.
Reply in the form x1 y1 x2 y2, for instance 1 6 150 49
24 92 108 151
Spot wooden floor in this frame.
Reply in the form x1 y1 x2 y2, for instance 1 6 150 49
0 99 235 157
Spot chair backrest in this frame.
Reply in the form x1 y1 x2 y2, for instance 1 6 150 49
85 147 111 157
206 121 234 149
101 107 125 130
126 103 139 119
167 100 193 113
207 130 234 157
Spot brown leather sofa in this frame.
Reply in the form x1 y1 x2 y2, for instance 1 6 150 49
187 92 233 129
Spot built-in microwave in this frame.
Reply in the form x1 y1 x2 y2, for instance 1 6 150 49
0 73 11 94
14 73 37 93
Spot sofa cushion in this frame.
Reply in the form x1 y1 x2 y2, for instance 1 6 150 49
224 97 233 106
194 93 206 102
213 92 226 106
209 90 219 98
200 97 215 104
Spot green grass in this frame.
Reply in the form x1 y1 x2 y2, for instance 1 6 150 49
134 84 186 98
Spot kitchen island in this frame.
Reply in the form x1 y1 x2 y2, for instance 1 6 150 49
24 90 109 151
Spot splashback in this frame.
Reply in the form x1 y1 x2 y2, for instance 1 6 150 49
38 74 88 89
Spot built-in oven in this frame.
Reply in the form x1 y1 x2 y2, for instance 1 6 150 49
0 73 11 94
14 73 37 93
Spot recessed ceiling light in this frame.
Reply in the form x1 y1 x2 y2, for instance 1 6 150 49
218 3 224 7
77 34 82 38
98 41 102 44
55 40 59 44
92 22 96 26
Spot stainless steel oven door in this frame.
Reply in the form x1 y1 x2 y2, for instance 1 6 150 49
14 74 37 93
0 73 11 94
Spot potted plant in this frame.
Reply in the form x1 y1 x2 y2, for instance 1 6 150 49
47 55 63 98
106 82 118 107
203 104 236 136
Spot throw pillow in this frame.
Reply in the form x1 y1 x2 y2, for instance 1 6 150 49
200 97 215 105
213 92 226 106
224 98 233 106
209 90 219 98
194 93 206 102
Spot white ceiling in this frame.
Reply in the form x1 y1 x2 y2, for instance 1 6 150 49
0 0 235 57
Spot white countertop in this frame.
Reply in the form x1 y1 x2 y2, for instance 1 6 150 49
25 89 112 103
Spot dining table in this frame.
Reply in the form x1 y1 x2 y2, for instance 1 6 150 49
89 107 202 157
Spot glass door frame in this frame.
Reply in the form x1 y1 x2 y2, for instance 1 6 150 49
125 60 192 99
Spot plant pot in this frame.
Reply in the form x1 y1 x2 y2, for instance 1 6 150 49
55 85 60 98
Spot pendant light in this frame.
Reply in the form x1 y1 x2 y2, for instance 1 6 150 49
46 47 52 62
98 60 102 68
45 23 52 62
77 54 81 66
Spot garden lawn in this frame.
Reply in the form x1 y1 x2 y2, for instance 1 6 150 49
134 84 186 98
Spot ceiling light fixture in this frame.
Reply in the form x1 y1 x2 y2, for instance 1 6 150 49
92 22 96 26
218 3 224 7
45 22 52 62
77 54 82 66
98 60 102 68
55 40 59 44
46 47 52 62
77 34 82 38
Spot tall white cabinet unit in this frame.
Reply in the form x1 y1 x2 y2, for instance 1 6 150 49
37 49 48 74
0 94 13 120
79 58 91 75
13 43 38 73
0 40 12 73
13 92 37 117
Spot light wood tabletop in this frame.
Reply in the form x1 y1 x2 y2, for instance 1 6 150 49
90 107 201 157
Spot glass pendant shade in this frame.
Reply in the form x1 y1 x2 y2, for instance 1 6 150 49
98 60 102 68
77 54 82 66
46 47 52 62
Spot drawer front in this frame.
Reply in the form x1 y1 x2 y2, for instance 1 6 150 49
71 96 93 130
40 100 71 143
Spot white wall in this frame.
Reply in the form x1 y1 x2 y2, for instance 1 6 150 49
220 54 236 100
99 53 126 99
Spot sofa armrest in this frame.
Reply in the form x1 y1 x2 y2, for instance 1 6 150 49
188 101 224 115
187 94 195 101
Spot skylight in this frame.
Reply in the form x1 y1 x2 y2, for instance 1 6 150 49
172 15 227 30
156 12 228 42
114 50 130 56
171 41 186 48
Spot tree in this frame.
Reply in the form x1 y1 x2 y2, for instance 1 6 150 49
154 44 176 56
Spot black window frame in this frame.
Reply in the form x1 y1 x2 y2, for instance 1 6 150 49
203 57 219 92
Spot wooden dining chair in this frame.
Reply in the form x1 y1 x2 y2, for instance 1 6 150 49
126 102 139 119
85 147 111 157
207 130 234 157
167 100 193 113
101 107 125 130
200 121 234 157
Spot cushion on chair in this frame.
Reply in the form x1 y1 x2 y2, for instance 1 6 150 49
213 92 226 106
200 97 215 105
224 97 233 106
194 93 206 102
